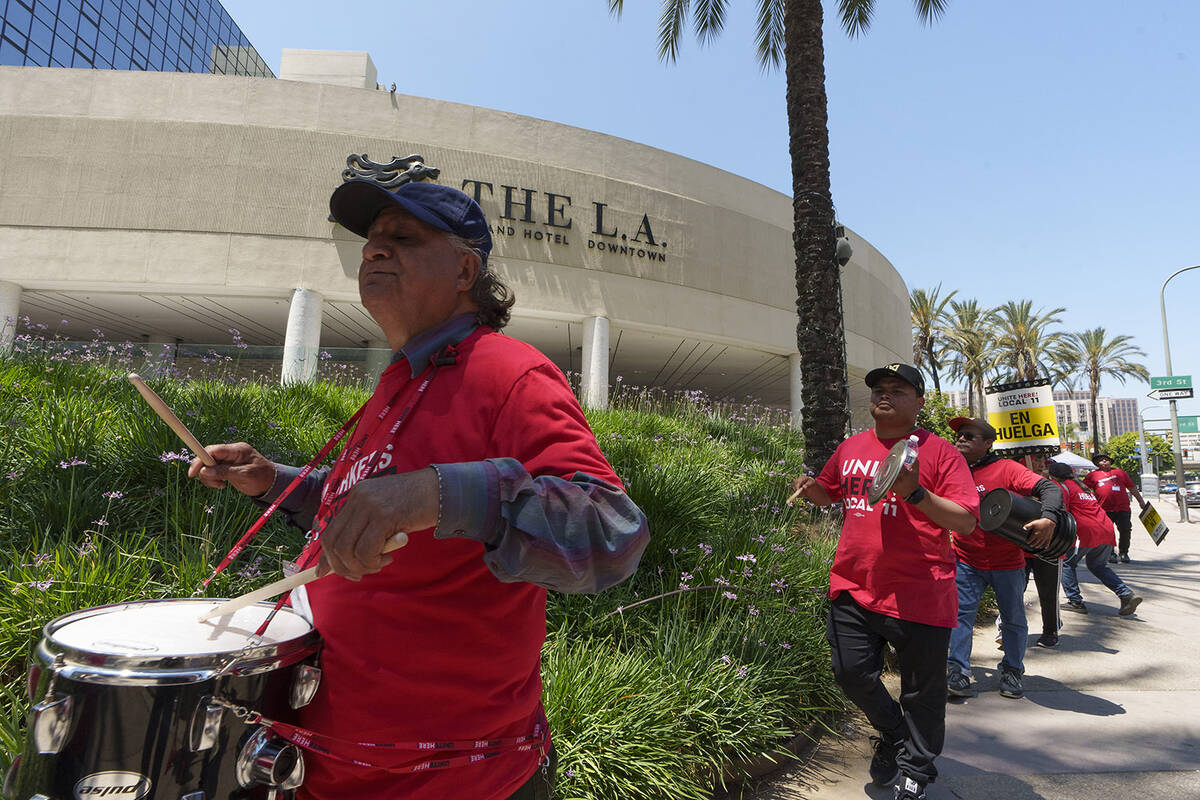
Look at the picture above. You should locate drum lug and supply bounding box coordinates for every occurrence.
[181,793,206,800]
[289,665,321,709]
[189,697,225,752]
[235,728,305,790]
[31,693,75,754]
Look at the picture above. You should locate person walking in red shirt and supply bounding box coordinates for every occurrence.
[945,418,1062,702]
[791,364,978,800]
[1083,452,1147,563]
[1050,460,1144,616]
[189,180,649,799]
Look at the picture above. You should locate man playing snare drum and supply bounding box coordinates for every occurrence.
[790,364,978,800]
[189,180,649,799]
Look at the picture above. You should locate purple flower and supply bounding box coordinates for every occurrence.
[565,768,576,779]
[102,491,124,500]
[748,605,760,616]
[698,543,712,556]
[31,580,53,591]
[5,471,18,479]
[721,655,732,665]
[780,642,792,650]
[735,553,756,563]
[722,591,738,600]
[736,666,748,678]
[21,553,51,568]
[59,458,88,468]
[758,639,767,647]
[203,505,215,514]
[91,518,109,527]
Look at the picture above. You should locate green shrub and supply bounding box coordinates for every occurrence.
[0,345,844,795]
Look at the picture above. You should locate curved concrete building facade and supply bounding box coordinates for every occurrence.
[0,60,910,426]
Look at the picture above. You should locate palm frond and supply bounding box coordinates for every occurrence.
[754,0,786,70]
[658,0,691,63]
[693,0,729,47]
[838,0,875,38]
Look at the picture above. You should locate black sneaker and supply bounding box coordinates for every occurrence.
[1119,594,1143,616]
[1064,599,1088,614]
[1036,632,1058,648]
[999,669,1024,699]
[894,775,928,800]
[947,670,973,698]
[1108,552,1119,563]
[868,735,902,787]
[1120,553,1131,564]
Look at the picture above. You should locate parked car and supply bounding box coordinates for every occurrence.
[1186,482,1200,507]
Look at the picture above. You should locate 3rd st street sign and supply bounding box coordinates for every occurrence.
[1149,375,1193,400]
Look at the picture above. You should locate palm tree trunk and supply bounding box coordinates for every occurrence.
[785,0,849,471]
[1090,374,1101,454]
[925,342,941,392]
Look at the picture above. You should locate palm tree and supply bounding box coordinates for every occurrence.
[939,298,993,415]
[991,300,1072,382]
[911,285,957,392]
[606,0,951,471]
[1071,328,1149,454]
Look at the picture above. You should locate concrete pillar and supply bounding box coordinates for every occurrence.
[581,315,610,409]
[364,338,391,385]
[0,281,21,356]
[281,288,323,385]
[790,353,804,431]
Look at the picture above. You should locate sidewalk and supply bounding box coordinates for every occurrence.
[731,497,1200,800]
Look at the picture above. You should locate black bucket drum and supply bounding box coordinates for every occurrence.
[5,598,322,800]
[979,489,1077,560]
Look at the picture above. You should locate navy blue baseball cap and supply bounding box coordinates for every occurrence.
[329,179,492,267]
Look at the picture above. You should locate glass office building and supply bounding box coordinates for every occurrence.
[0,0,272,76]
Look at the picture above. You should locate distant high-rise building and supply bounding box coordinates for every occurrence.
[1,0,271,76]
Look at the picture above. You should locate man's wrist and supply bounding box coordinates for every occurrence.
[904,486,928,504]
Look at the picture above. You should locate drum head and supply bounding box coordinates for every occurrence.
[867,439,911,506]
[50,599,311,658]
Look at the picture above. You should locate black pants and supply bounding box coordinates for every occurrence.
[1107,510,1133,556]
[826,593,951,784]
[505,749,556,800]
[1024,557,1061,637]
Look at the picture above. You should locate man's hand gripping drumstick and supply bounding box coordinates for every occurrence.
[788,471,833,507]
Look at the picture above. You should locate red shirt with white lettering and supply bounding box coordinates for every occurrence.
[816,428,978,628]
[1053,478,1115,548]
[296,327,622,800]
[1084,467,1135,512]
[953,457,1043,571]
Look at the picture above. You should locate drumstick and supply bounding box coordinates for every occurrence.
[127,373,217,467]
[198,533,409,622]
[785,487,804,506]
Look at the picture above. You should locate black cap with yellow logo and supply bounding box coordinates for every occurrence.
[864,363,926,396]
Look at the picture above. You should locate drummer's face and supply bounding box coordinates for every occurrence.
[954,424,992,461]
[869,377,923,427]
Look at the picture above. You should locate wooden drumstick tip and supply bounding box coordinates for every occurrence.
[785,487,804,506]
[197,532,410,623]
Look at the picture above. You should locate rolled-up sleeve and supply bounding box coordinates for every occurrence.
[432,457,648,594]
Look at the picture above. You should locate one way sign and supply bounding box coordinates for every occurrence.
[1148,388,1195,400]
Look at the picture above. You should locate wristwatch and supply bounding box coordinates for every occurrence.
[904,486,927,504]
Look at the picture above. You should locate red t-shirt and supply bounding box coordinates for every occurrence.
[1054,478,1115,548]
[296,328,622,800]
[953,458,1044,571]
[817,428,978,628]
[1084,467,1135,512]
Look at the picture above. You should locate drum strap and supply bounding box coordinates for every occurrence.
[220,699,548,775]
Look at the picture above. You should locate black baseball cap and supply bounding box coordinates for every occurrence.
[948,416,997,439]
[1093,452,1112,463]
[329,179,493,267]
[864,363,926,396]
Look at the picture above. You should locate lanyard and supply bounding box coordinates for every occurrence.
[198,360,438,594]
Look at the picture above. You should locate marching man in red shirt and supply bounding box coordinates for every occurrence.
[1049,460,1144,616]
[945,418,1062,702]
[791,364,978,800]
[1083,452,1147,563]
[190,179,649,799]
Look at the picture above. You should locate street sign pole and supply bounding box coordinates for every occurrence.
[1159,266,1196,522]
[1137,407,1152,476]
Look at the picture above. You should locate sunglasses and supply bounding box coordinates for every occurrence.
[955,431,980,441]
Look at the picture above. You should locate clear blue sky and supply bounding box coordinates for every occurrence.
[222,0,1200,423]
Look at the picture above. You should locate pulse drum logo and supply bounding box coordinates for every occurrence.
[74,771,152,799]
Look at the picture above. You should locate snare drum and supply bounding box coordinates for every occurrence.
[5,598,321,800]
